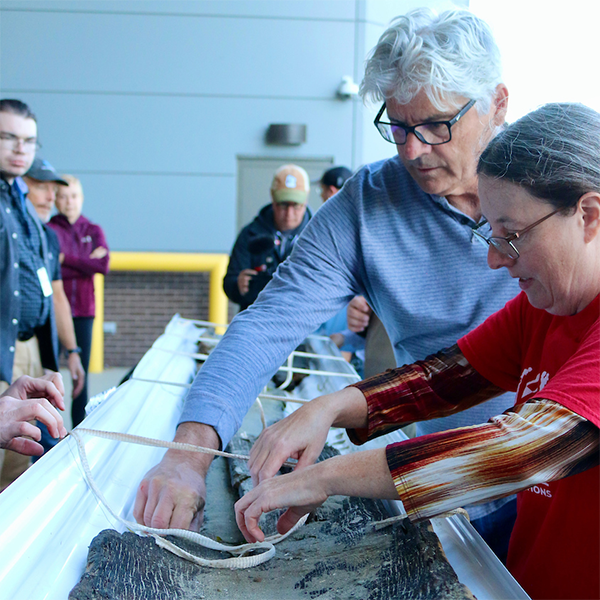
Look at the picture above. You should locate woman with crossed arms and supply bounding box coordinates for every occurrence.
[235,103,600,600]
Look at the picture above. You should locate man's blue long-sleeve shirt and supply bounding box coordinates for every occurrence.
[180,156,520,447]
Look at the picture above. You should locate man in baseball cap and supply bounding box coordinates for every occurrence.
[318,165,352,202]
[23,157,68,222]
[23,156,86,429]
[223,164,312,310]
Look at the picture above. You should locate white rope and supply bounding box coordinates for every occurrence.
[75,428,297,467]
[131,376,192,388]
[254,398,267,430]
[276,365,360,379]
[70,427,467,572]
[291,350,348,363]
[258,392,310,405]
[187,318,230,329]
[70,429,306,569]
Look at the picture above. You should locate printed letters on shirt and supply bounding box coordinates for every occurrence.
[517,367,550,400]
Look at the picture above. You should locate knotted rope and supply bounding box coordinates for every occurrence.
[70,428,305,570]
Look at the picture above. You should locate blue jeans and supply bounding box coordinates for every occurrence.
[470,498,517,565]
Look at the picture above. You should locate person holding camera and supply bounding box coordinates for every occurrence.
[223,164,312,311]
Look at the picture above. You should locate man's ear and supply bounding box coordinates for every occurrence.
[579,192,600,243]
[491,83,509,127]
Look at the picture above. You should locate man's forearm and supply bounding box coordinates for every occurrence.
[51,281,78,350]
[181,213,359,448]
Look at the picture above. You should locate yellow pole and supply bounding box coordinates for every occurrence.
[208,256,229,335]
[89,252,230,372]
[89,273,104,373]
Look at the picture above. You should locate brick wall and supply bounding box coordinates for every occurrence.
[103,271,211,368]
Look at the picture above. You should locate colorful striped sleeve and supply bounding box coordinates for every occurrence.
[347,344,504,445]
[386,400,599,521]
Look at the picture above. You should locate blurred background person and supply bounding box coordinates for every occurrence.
[313,165,365,373]
[317,165,352,202]
[49,175,109,427]
[223,164,312,311]
[23,157,85,411]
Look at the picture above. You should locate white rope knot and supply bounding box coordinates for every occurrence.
[70,429,306,570]
[70,425,466,571]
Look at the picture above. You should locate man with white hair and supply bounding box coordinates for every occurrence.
[135,8,520,562]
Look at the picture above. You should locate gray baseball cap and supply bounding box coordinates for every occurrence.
[25,156,68,186]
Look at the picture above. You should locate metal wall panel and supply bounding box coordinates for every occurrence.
[0,1,357,20]
[70,172,237,252]
[0,0,414,252]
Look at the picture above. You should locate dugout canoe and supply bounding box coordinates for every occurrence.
[0,315,529,600]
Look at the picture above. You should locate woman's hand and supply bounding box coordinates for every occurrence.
[248,387,369,485]
[235,462,329,542]
[89,246,108,259]
[248,400,331,485]
[236,447,398,543]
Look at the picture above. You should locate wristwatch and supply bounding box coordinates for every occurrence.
[65,347,82,357]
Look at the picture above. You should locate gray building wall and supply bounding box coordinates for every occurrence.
[0,0,462,253]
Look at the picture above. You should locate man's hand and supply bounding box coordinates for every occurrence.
[237,269,257,296]
[2,374,66,412]
[347,296,372,332]
[68,353,86,398]
[0,395,67,455]
[90,246,108,259]
[133,423,219,530]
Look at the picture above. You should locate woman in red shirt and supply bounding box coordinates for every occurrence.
[48,176,109,427]
[235,103,600,600]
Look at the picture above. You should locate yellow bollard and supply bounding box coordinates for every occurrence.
[88,252,230,373]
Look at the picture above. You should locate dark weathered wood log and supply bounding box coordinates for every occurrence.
[70,433,475,599]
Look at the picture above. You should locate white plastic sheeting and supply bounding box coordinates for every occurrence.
[0,315,199,600]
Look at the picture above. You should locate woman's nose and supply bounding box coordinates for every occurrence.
[487,245,516,270]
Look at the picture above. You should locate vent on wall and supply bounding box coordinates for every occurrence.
[265,124,307,145]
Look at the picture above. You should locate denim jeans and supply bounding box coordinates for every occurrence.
[471,497,518,565]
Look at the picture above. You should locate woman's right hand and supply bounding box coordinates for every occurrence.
[248,386,367,485]
[89,246,108,259]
